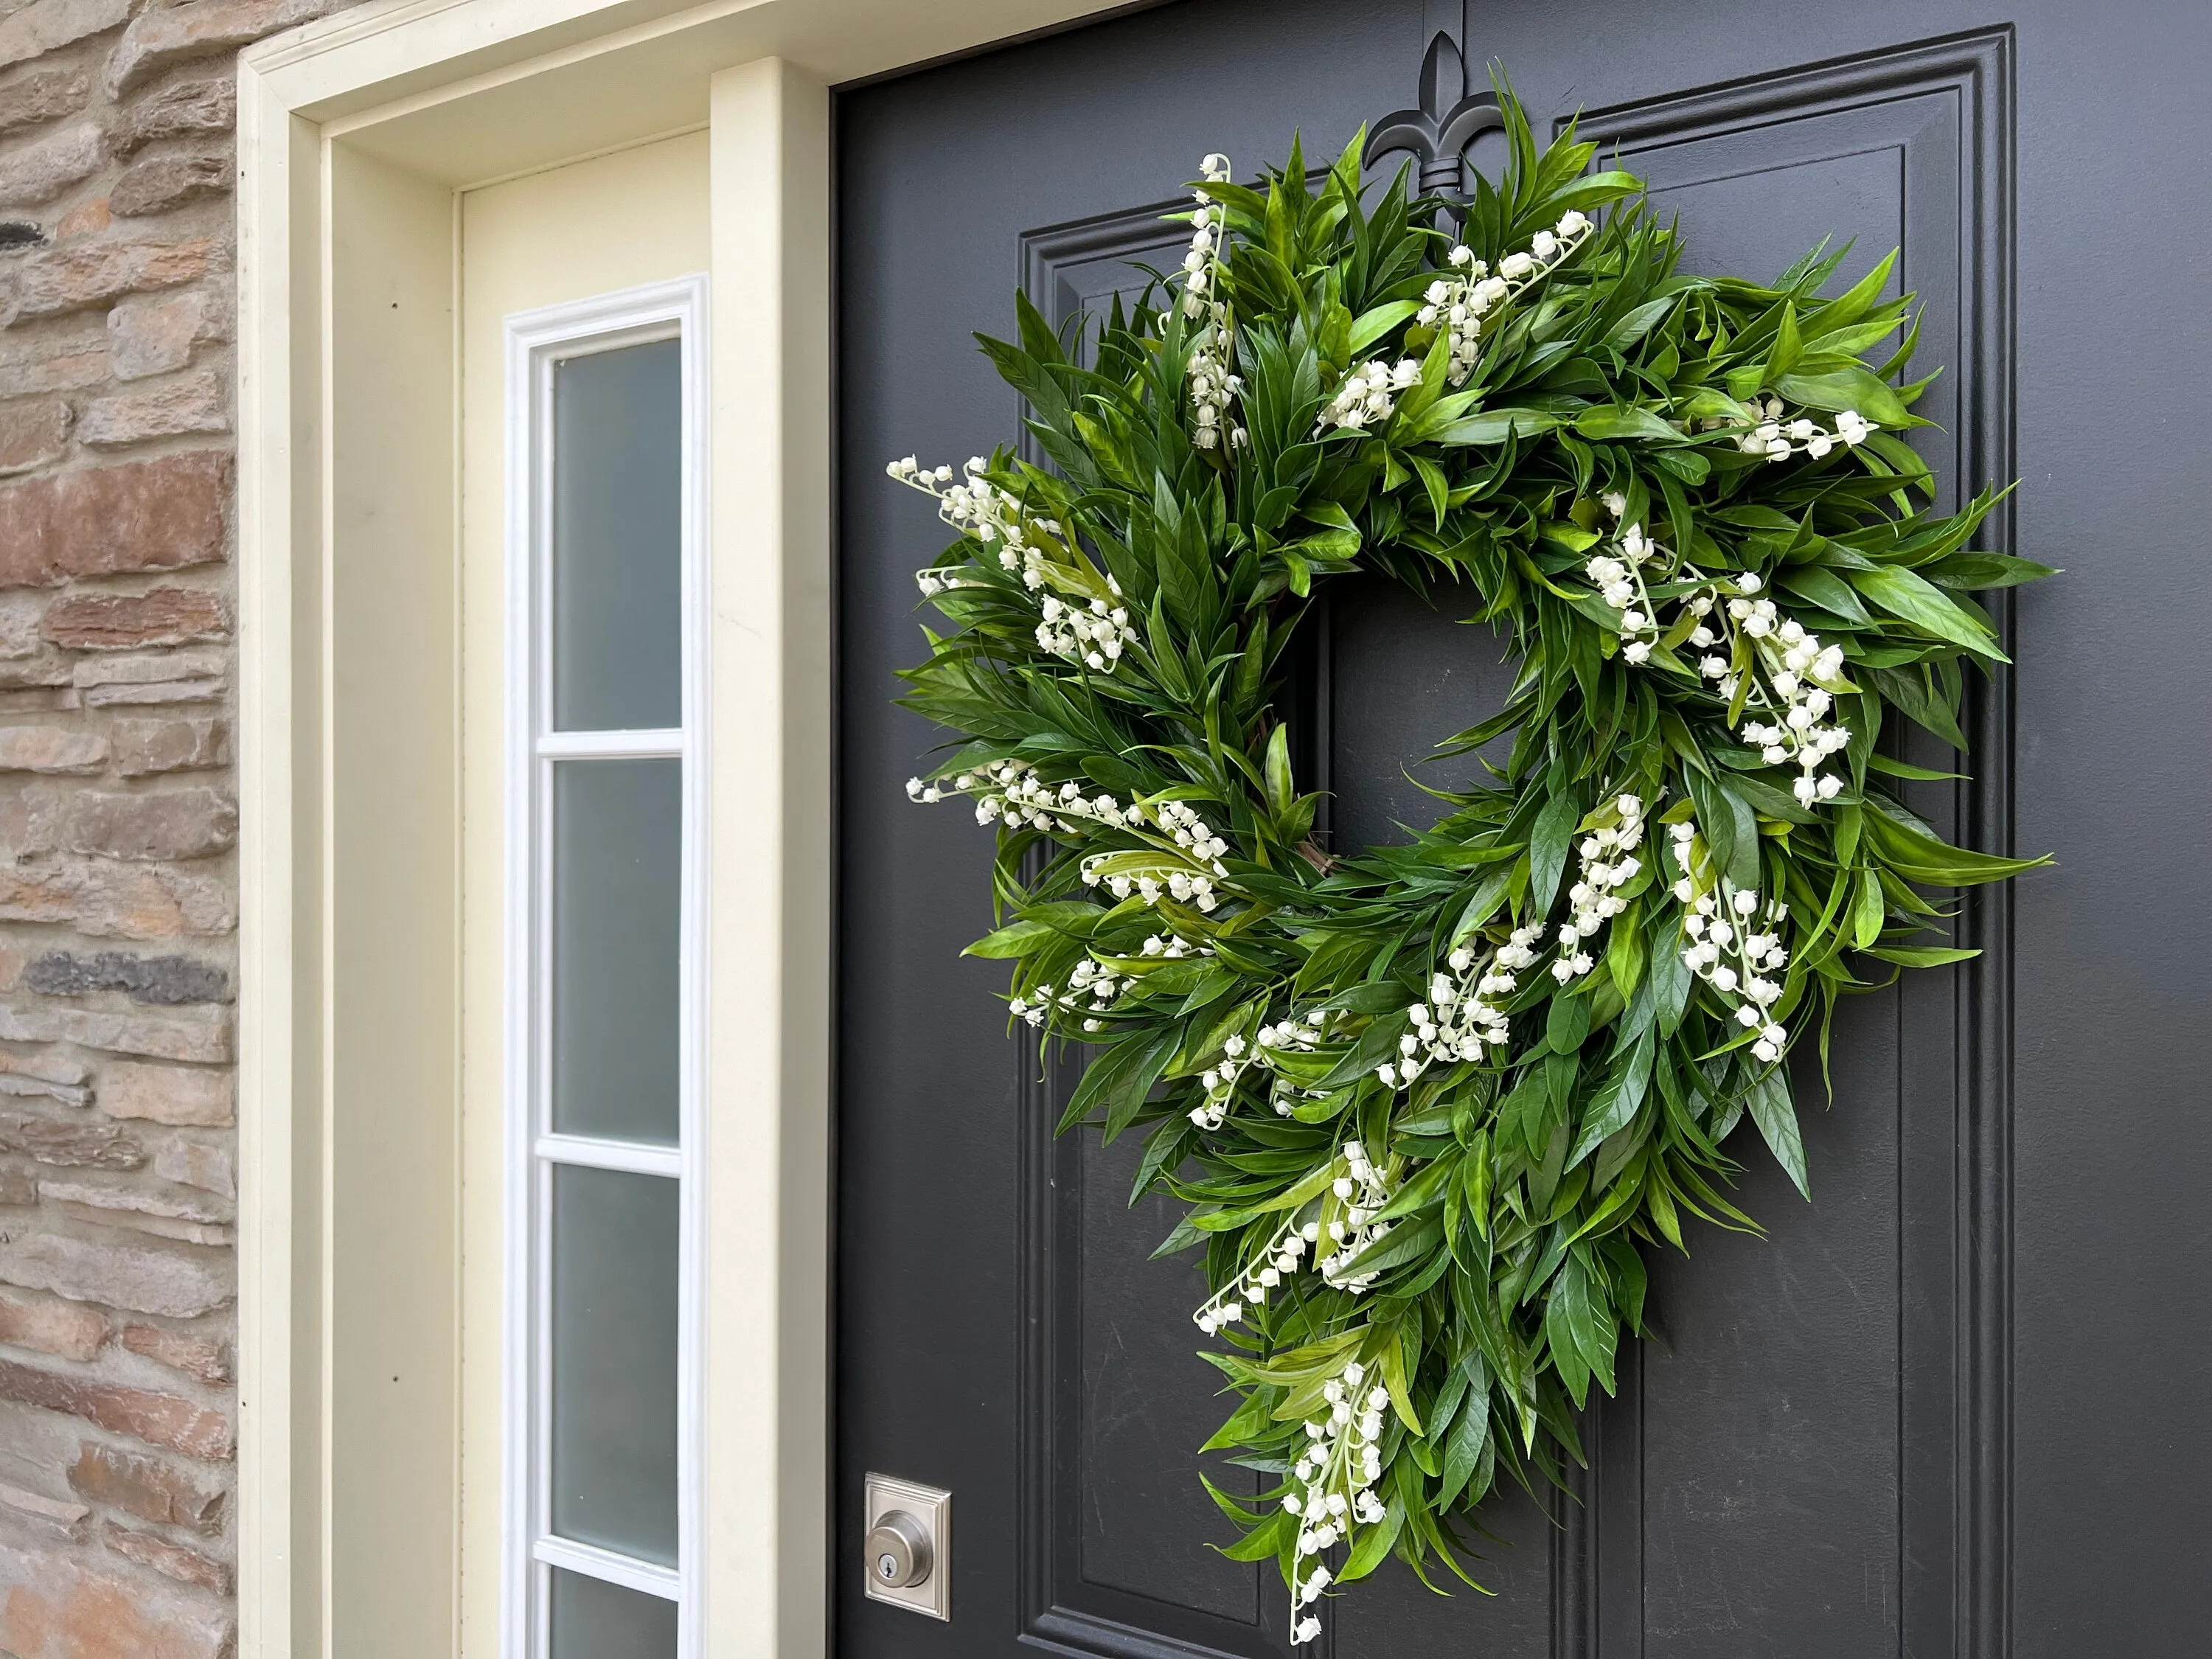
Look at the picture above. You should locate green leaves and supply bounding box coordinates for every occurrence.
[894,85,2052,1626]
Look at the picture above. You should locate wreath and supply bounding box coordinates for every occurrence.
[889,83,2048,1643]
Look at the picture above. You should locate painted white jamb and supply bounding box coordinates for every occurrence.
[501,274,711,1659]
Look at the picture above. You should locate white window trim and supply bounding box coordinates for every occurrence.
[501,274,712,1659]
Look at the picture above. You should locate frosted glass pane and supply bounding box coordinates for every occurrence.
[549,1568,676,1659]
[550,1165,679,1564]
[552,339,681,732]
[552,758,680,1144]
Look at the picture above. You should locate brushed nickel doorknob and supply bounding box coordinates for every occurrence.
[865,1508,933,1589]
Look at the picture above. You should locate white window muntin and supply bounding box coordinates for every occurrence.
[502,274,709,1659]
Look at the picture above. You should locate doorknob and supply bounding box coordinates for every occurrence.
[862,1472,951,1619]
[865,1509,932,1588]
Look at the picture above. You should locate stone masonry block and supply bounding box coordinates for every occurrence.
[77,369,228,447]
[110,147,230,218]
[0,394,68,476]
[0,120,102,209]
[0,451,229,588]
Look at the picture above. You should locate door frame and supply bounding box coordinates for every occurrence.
[233,2,1127,1656]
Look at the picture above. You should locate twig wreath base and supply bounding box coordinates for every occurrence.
[891,86,2048,1644]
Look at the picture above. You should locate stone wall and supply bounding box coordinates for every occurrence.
[0,0,349,1649]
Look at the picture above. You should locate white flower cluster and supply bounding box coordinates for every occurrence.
[1376,928,1537,1088]
[1669,820,1792,1062]
[1318,1140,1392,1293]
[1733,393,1879,461]
[1181,156,1249,452]
[1193,1211,1316,1332]
[1419,209,1593,387]
[1034,590,1135,670]
[886,454,1057,591]
[1317,355,1422,431]
[1192,1010,1338,1129]
[1008,955,1134,1034]
[1587,498,1854,807]
[908,761,1133,834]
[1081,798,1231,911]
[1284,1357,1392,1645]
[1553,793,1646,981]
[1584,505,1666,664]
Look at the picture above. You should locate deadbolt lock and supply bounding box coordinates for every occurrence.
[862,1473,951,1620]
[865,1509,931,1587]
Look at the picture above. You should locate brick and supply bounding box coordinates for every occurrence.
[43,587,228,650]
[0,1000,231,1062]
[0,1115,142,1166]
[0,724,103,772]
[27,950,227,1004]
[0,323,107,398]
[7,236,214,323]
[110,148,229,218]
[102,1517,230,1593]
[21,783,238,861]
[118,1323,226,1384]
[82,678,220,707]
[0,1234,229,1324]
[0,0,135,74]
[77,370,228,448]
[108,74,234,159]
[0,119,102,209]
[0,858,234,938]
[67,1441,223,1528]
[99,1062,228,1127]
[0,1048,91,1088]
[72,649,224,687]
[0,451,228,587]
[0,394,66,476]
[110,0,344,93]
[0,1074,90,1106]
[0,66,88,139]
[150,1138,227,1200]
[111,716,228,776]
[0,1545,236,1659]
[105,290,220,383]
[0,1287,105,1362]
[0,652,70,689]
[0,1357,231,1457]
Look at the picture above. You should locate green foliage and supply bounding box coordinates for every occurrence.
[891,83,2047,1623]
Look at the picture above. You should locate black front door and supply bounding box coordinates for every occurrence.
[836,4,2207,1654]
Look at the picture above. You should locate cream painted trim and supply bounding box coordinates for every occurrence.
[234,3,1127,1657]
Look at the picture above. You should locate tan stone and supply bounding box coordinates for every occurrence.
[0,120,102,209]
[0,725,105,772]
[0,0,134,74]
[20,783,238,862]
[0,1167,35,1205]
[0,1233,230,1324]
[0,1357,232,1456]
[109,74,234,158]
[0,451,229,588]
[100,1062,229,1127]
[82,678,221,706]
[0,320,107,398]
[72,650,225,687]
[109,0,345,92]
[0,1545,235,1659]
[43,586,229,650]
[102,1518,231,1593]
[51,193,108,240]
[0,1480,88,1540]
[0,66,88,139]
[7,236,215,322]
[0,999,232,1062]
[105,291,220,383]
[110,149,230,218]
[66,1441,225,1528]
[0,1114,142,1167]
[0,1048,90,1088]
[77,371,228,448]
[0,1286,105,1361]
[0,858,235,938]
[111,716,229,776]
[0,394,66,476]
[118,1323,228,1383]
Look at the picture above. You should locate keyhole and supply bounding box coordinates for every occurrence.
[878,1554,897,1580]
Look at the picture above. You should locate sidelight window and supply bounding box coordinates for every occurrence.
[504,277,707,1659]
